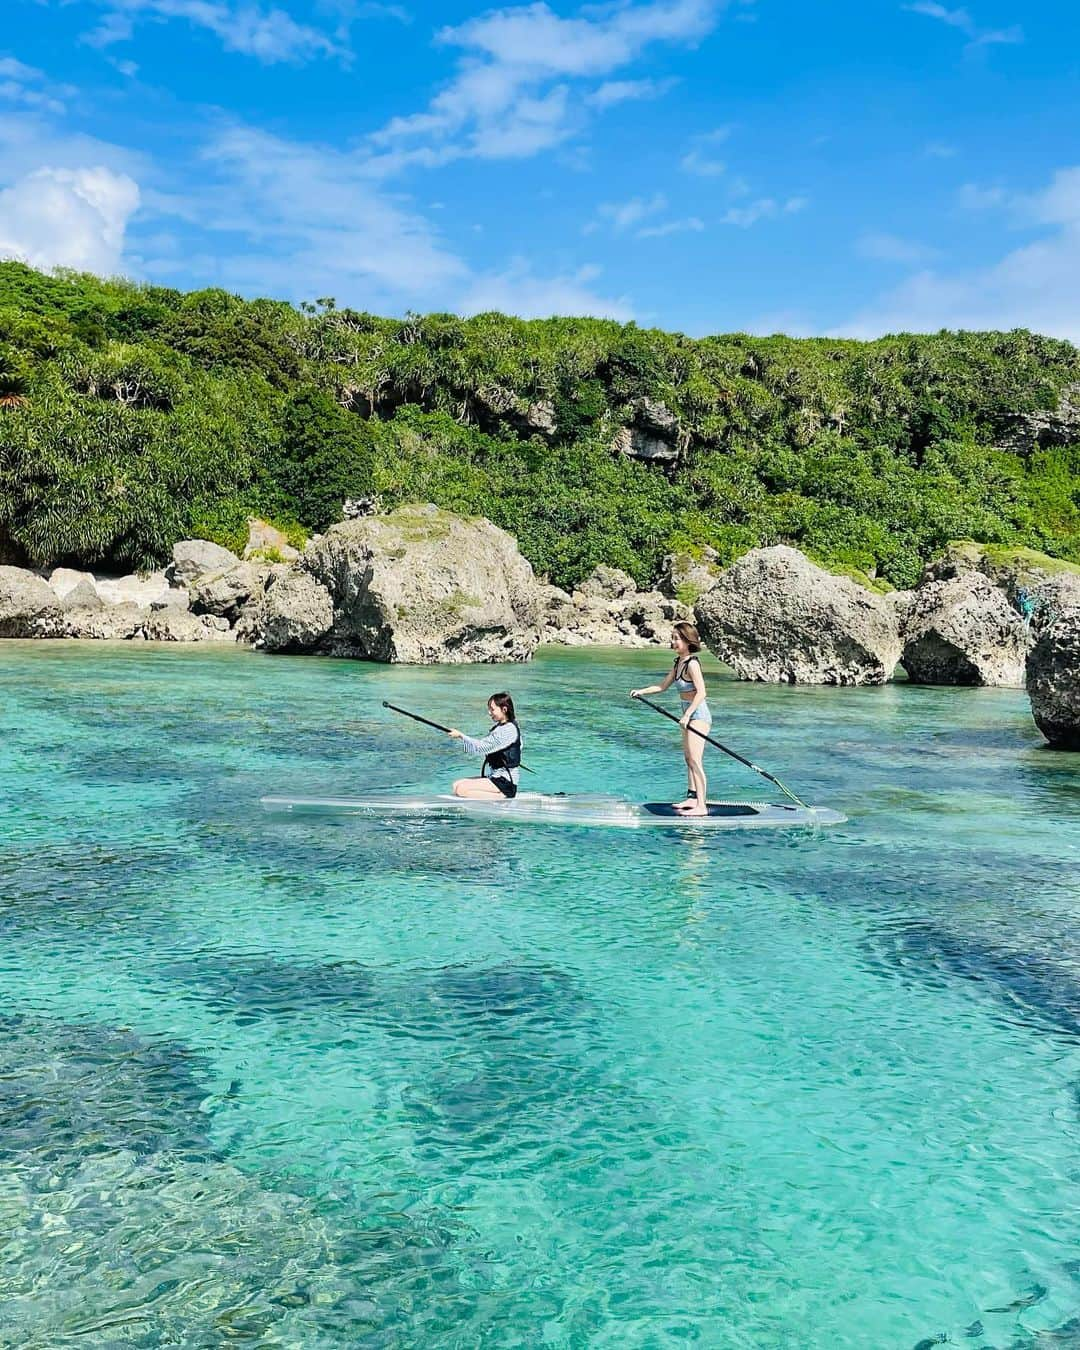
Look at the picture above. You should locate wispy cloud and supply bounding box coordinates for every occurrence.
[459,259,633,319]
[857,231,939,264]
[0,56,76,115]
[721,195,807,227]
[586,77,676,109]
[904,2,1023,49]
[637,216,703,238]
[78,0,346,64]
[372,0,726,165]
[842,166,1080,340]
[680,125,730,176]
[585,192,705,239]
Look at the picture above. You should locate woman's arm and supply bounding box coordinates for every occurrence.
[630,667,675,698]
[679,659,707,726]
[455,723,518,757]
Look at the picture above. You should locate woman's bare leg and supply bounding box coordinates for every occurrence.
[673,730,697,808]
[452,777,510,800]
[681,730,709,815]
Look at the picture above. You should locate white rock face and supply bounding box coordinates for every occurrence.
[899,573,1027,687]
[694,546,902,684]
[302,504,542,663]
[95,571,172,608]
[168,540,240,588]
[0,566,60,637]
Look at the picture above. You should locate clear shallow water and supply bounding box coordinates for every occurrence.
[2,641,1080,1347]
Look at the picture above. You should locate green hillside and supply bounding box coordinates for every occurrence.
[1,261,1078,591]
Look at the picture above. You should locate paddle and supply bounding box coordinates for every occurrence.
[382,701,535,772]
[631,693,808,808]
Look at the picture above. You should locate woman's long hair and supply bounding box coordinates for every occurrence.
[673,622,702,653]
[488,691,516,721]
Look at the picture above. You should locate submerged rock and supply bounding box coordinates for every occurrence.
[302,504,542,663]
[694,545,901,684]
[899,573,1027,686]
[0,566,59,637]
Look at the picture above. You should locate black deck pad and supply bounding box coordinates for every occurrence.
[641,802,762,818]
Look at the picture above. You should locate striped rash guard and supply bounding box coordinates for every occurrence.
[460,722,520,788]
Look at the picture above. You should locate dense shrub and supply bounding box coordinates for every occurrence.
[1,260,1078,589]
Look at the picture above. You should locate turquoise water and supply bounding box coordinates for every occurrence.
[2,641,1080,1347]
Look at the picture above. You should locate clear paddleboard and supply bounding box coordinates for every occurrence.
[260,792,846,831]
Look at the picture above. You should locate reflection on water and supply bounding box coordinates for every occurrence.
[0,642,1079,1347]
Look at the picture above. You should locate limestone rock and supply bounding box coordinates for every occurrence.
[189,560,270,623]
[612,397,686,465]
[95,571,172,608]
[60,580,104,611]
[168,539,239,587]
[44,603,146,640]
[0,566,60,637]
[576,566,637,601]
[143,611,235,643]
[994,383,1080,455]
[1027,590,1080,747]
[694,546,902,684]
[540,580,687,647]
[48,567,98,601]
[261,571,334,652]
[302,504,542,663]
[243,518,300,562]
[922,541,1080,609]
[658,549,721,602]
[900,573,1026,686]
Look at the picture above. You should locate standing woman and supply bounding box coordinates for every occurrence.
[447,692,521,800]
[630,622,711,815]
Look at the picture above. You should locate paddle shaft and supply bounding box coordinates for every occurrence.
[633,694,808,809]
[382,701,534,772]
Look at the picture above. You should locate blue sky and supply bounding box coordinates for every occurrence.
[3,0,1078,335]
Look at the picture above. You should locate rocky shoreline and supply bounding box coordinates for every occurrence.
[1,505,1078,748]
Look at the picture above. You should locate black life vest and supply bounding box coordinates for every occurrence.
[484,721,522,776]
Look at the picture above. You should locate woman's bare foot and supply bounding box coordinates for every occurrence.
[683,804,709,816]
[671,797,696,810]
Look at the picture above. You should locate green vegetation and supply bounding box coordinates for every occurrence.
[1,261,1079,589]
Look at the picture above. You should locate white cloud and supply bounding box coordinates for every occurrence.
[590,192,667,232]
[586,193,704,239]
[903,2,1022,49]
[0,165,140,272]
[841,166,1080,339]
[372,0,724,164]
[680,126,731,176]
[857,232,938,264]
[197,125,467,296]
[0,56,75,114]
[721,195,806,227]
[79,0,345,63]
[459,260,633,319]
[586,77,676,109]
[637,215,703,238]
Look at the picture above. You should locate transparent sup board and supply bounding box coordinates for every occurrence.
[260,793,846,831]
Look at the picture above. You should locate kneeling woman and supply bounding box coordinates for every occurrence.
[447,692,521,799]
